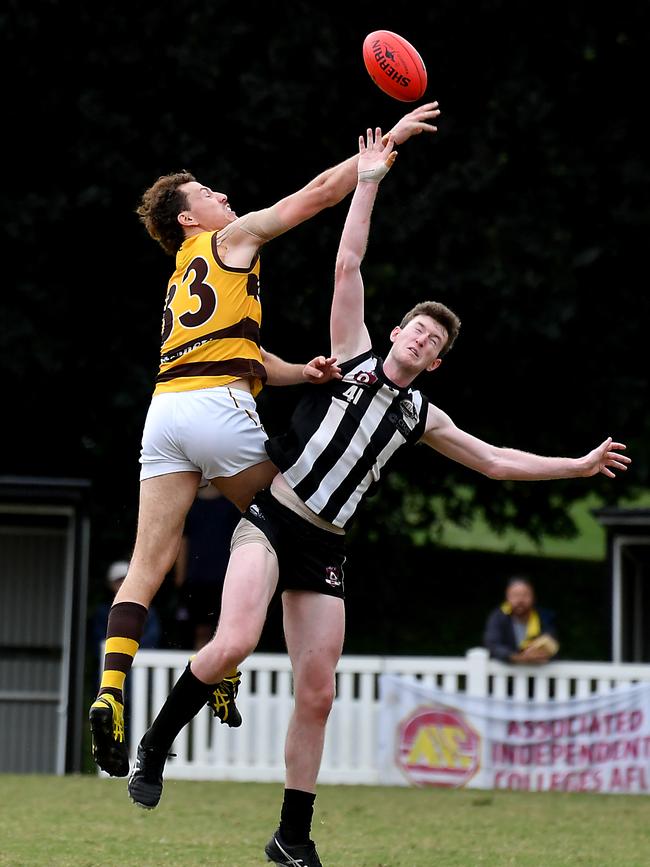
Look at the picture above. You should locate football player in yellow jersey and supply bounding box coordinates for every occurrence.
[89,102,442,777]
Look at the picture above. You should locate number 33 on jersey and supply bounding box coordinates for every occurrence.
[154,231,265,397]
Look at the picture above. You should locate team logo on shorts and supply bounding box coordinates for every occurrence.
[324,565,342,588]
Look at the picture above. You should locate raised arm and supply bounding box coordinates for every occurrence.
[272,102,437,231]
[330,129,397,362]
[421,404,631,480]
[223,102,440,262]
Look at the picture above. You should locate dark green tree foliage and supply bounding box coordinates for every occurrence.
[3,2,649,580]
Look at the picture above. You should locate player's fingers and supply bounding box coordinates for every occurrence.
[386,152,398,167]
[375,126,382,147]
[367,128,373,149]
[610,442,627,451]
[607,459,628,471]
[600,467,616,478]
[359,135,365,153]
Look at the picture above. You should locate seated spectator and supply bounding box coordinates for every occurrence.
[483,577,559,664]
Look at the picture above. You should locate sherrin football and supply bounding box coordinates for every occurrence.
[362,30,427,102]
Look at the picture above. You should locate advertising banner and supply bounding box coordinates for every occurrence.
[378,676,650,794]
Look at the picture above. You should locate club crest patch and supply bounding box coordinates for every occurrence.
[400,399,417,420]
[325,565,342,588]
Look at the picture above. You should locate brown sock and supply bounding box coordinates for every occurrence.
[96,601,148,704]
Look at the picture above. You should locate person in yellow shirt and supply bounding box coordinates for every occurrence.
[89,102,441,777]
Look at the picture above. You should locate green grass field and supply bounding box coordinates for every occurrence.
[1,776,649,866]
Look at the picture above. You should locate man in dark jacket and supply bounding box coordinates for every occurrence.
[483,577,559,664]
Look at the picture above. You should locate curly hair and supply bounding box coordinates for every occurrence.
[136,171,196,256]
[399,301,461,356]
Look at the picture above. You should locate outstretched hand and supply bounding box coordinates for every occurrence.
[303,356,342,385]
[581,437,631,478]
[387,101,440,145]
[358,127,397,183]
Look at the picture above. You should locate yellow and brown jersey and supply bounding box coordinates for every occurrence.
[154,230,265,396]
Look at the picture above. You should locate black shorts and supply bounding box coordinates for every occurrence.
[242,489,346,600]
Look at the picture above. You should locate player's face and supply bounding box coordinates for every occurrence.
[390,315,447,373]
[178,181,237,230]
[506,583,534,617]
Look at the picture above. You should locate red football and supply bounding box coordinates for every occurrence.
[362,30,427,102]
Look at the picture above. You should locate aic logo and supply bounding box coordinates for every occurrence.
[397,705,480,788]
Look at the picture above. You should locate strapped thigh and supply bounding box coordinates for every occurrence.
[230,517,277,559]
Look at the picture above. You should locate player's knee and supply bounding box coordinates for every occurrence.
[295,676,336,723]
[203,634,255,672]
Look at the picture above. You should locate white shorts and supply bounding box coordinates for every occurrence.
[139,386,269,482]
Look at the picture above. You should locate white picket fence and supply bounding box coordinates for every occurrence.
[128,648,650,785]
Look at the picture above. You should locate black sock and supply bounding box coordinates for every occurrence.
[142,663,213,754]
[279,789,316,845]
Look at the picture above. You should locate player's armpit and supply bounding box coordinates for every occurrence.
[419,403,453,440]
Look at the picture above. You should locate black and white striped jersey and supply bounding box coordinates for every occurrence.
[265,350,429,528]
